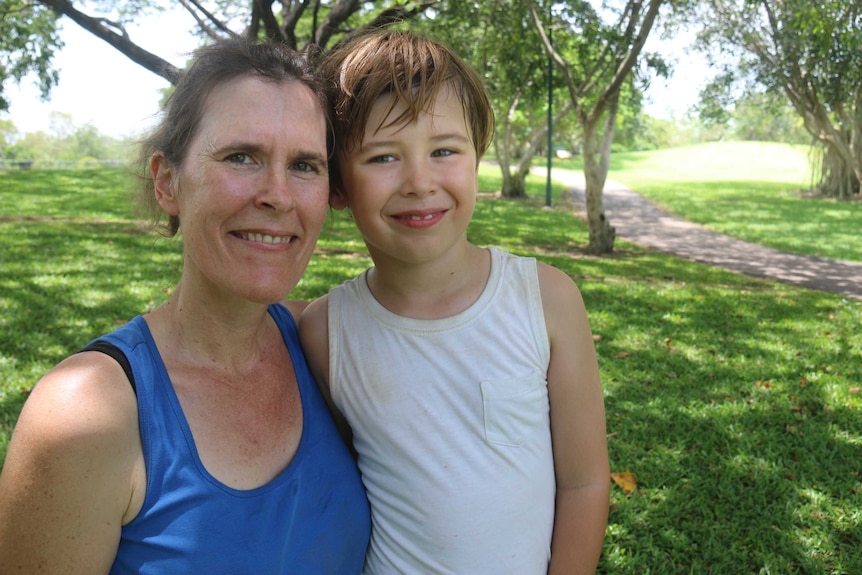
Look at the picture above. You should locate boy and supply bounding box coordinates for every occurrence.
[302,30,609,574]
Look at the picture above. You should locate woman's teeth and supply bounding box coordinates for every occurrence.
[240,233,291,244]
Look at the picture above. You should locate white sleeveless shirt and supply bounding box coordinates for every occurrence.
[328,247,555,574]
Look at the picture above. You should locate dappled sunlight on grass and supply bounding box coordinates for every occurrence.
[2,167,860,573]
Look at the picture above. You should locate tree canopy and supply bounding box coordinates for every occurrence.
[698,0,862,198]
[0,0,62,110]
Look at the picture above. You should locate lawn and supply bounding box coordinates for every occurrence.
[545,141,862,262]
[1,164,860,574]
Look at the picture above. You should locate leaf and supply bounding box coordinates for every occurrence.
[611,471,638,494]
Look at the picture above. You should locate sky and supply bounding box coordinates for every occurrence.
[4,8,200,139]
[3,12,710,139]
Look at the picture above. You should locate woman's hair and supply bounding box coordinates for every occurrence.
[320,29,494,172]
[135,37,328,236]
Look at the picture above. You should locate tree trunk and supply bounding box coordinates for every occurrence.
[501,171,527,198]
[581,118,615,254]
[818,144,861,198]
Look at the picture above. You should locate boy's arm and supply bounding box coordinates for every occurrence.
[538,263,610,575]
[299,296,353,448]
[0,354,143,575]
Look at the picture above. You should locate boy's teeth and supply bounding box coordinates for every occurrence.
[409,214,434,221]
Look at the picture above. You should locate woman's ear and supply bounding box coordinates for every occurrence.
[329,182,349,211]
[151,152,180,216]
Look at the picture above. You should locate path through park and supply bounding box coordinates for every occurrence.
[546,169,862,300]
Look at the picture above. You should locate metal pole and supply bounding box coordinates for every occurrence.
[545,6,553,207]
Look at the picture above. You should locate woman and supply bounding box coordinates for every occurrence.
[0,38,370,574]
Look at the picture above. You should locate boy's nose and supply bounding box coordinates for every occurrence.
[400,160,435,197]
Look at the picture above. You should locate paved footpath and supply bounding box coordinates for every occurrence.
[543,168,862,300]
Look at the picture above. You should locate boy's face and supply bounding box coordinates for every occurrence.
[334,87,479,267]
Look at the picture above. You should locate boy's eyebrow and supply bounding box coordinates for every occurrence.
[359,132,472,151]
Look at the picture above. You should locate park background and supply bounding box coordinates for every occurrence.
[1,1,861,573]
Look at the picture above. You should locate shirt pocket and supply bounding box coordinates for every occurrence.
[480,371,548,447]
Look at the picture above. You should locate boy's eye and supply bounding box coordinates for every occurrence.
[432,148,455,158]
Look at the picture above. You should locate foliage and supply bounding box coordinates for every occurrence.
[31,0,437,85]
[2,113,133,162]
[0,0,61,111]
[727,91,811,144]
[2,166,860,573]
[413,1,592,199]
[528,0,677,254]
[698,0,862,198]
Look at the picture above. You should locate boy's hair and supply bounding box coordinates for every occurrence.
[321,29,494,163]
[135,37,328,236]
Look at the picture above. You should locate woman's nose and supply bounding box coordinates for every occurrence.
[257,167,297,211]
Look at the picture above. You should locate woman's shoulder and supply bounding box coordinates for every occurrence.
[21,351,140,448]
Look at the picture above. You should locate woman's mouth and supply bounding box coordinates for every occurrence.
[236,232,294,244]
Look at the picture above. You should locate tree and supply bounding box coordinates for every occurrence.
[528,0,671,254]
[0,1,440,110]
[0,118,16,154]
[34,0,438,84]
[699,0,862,198]
[417,0,575,198]
[0,0,62,111]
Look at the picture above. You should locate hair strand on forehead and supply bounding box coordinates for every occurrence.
[134,37,330,237]
[322,29,494,160]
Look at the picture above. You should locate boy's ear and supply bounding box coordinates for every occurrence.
[151,152,180,216]
[329,182,349,211]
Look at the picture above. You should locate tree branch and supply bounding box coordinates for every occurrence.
[37,0,182,84]
[178,0,235,40]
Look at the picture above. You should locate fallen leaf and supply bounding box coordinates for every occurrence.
[611,471,638,494]
[615,351,630,359]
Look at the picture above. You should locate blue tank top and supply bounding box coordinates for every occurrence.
[89,304,369,574]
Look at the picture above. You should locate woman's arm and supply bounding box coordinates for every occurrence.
[0,353,144,575]
[538,263,610,575]
[299,296,353,447]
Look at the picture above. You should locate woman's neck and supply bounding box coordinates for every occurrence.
[146,280,274,374]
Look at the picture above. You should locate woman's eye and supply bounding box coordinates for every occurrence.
[369,154,396,164]
[291,161,320,174]
[225,152,254,165]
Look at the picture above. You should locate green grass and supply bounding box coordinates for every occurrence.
[2,167,861,574]
[545,141,862,262]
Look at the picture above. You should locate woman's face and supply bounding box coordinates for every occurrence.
[154,76,330,305]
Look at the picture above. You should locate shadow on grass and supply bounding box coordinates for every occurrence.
[2,172,860,572]
[0,219,182,460]
[585,281,862,573]
[1,168,137,221]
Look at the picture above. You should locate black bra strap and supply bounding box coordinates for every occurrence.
[79,341,137,396]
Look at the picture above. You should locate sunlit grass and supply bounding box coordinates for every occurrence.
[1,167,860,574]
[541,141,862,261]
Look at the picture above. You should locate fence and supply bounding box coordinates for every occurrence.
[0,159,126,170]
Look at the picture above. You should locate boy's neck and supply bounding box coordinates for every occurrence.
[365,243,491,320]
